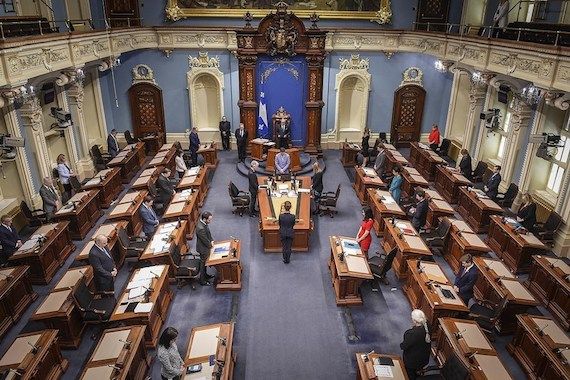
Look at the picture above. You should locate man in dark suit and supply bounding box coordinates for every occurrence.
[235,123,248,162]
[311,162,323,214]
[189,127,201,166]
[219,116,231,151]
[88,235,117,292]
[453,254,478,304]
[277,118,290,149]
[248,161,259,217]
[107,129,119,158]
[156,168,175,207]
[39,176,60,221]
[139,195,160,237]
[401,309,431,380]
[458,149,472,180]
[279,201,296,264]
[485,165,502,199]
[196,211,214,286]
[409,189,429,231]
[0,215,21,265]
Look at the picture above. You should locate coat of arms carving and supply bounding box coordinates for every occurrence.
[265,2,298,57]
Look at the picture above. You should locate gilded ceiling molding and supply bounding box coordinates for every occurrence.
[371,0,392,25]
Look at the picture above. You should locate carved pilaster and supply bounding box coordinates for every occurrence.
[463,82,488,151]
[502,97,533,193]
[55,87,80,175]
[305,54,325,156]
[67,81,94,177]
[19,96,52,180]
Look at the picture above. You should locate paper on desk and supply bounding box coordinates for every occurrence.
[213,241,231,253]
[363,167,377,177]
[395,222,408,230]
[346,255,368,274]
[188,167,200,175]
[340,238,360,256]
[297,188,310,193]
[127,278,152,290]
[84,177,101,186]
[19,237,40,252]
[381,195,395,204]
[278,184,289,191]
[129,286,146,299]
[374,365,394,378]
[188,327,221,359]
[132,266,163,282]
[134,302,153,313]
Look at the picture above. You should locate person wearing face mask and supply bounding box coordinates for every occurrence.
[219,116,231,151]
[453,254,478,304]
[400,309,431,380]
[196,211,215,286]
[356,207,373,258]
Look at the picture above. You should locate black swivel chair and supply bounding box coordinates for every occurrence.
[471,161,488,184]
[417,352,470,380]
[148,183,165,215]
[318,184,341,217]
[117,227,147,266]
[170,245,201,289]
[468,297,510,341]
[20,201,47,227]
[228,181,250,216]
[368,247,397,285]
[534,211,563,247]
[379,132,387,142]
[496,183,518,208]
[424,218,452,256]
[90,145,111,170]
[71,278,117,339]
[124,130,138,145]
[436,138,451,158]
[70,176,82,193]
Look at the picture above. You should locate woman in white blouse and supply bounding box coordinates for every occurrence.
[174,149,187,179]
[56,153,74,201]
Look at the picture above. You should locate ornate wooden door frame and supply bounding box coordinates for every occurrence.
[128,82,166,144]
[235,4,327,156]
[390,84,426,148]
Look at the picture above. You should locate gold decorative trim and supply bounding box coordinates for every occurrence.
[371,0,392,24]
[400,67,423,87]
[132,64,156,84]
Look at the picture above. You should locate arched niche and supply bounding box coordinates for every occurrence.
[187,52,224,136]
[333,55,371,142]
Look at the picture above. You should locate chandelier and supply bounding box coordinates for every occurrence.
[521,84,542,105]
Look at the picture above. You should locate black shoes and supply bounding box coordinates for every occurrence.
[200,281,212,286]
[206,274,214,280]
[283,259,290,264]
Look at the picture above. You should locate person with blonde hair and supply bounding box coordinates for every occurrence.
[516,193,536,232]
[400,309,431,380]
[56,153,74,202]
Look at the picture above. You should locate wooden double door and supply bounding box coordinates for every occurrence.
[415,0,451,31]
[128,83,166,150]
[390,84,426,148]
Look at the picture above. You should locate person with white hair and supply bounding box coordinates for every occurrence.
[88,235,117,292]
[400,309,431,380]
[248,160,259,217]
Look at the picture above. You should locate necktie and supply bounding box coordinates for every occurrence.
[101,247,112,260]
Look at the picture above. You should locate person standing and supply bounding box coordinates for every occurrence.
[174,150,187,179]
[484,165,502,199]
[361,128,370,167]
[189,127,201,166]
[389,165,403,204]
[453,254,478,304]
[279,201,296,264]
[311,162,323,214]
[219,116,231,151]
[158,327,185,380]
[277,118,290,149]
[428,124,440,150]
[374,145,387,177]
[400,309,431,380]
[275,147,290,177]
[0,215,22,265]
[493,0,510,37]
[39,176,60,221]
[517,193,537,232]
[56,153,74,202]
[196,211,215,286]
[248,161,259,217]
[409,189,429,231]
[356,207,373,258]
[107,129,119,158]
[458,149,472,180]
[140,196,160,237]
[88,235,117,292]
[235,123,248,162]
[156,168,175,207]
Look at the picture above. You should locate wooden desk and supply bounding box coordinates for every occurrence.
[249,138,274,161]
[141,134,163,156]
[266,148,301,173]
[409,142,445,181]
[367,189,406,237]
[53,265,94,292]
[355,353,408,380]
[526,255,570,330]
[401,166,429,198]
[353,167,385,204]
[384,148,409,174]
[403,260,468,334]
[197,142,219,168]
[76,221,129,268]
[426,196,455,229]
[206,239,242,291]
[81,167,123,209]
[434,165,472,204]
[162,190,199,239]
[9,222,75,284]
[486,215,550,274]
[78,325,150,380]
[435,318,513,380]
[473,257,539,334]
[257,177,312,252]
[341,142,360,167]
[148,144,176,172]
[0,330,68,379]
[131,167,160,191]
[107,142,145,183]
[184,322,235,380]
[328,236,373,306]
[159,143,175,152]
[177,167,209,207]
[107,190,147,237]
[443,218,490,273]
[110,265,173,348]
[507,315,570,380]
[54,190,102,240]
[456,187,503,234]
[382,219,432,280]
[0,267,37,340]
[139,222,188,280]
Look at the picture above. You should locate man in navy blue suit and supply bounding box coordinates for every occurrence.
[139,195,160,237]
[0,215,21,265]
[88,235,117,292]
[453,254,478,304]
[409,188,429,231]
[484,165,502,200]
[279,201,296,264]
[189,127,201,166]
[107,129,119,158]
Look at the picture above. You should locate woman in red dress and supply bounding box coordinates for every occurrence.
[356,207,374,258]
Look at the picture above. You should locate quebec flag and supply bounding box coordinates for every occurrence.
[258,91,270,139]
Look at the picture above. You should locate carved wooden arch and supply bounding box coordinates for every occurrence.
[235,3,327,156]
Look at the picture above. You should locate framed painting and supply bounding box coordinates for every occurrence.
[166,0,392,20]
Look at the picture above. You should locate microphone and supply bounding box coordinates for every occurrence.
[230,235,238,242]
[150,270,160,278]
[216,336,227,346]
[417,260,423,273]
[118,338,131,348]
[108,364,122,370]
[454,328,467,339]
[554,347,570,355]
[27,341,39,354]
[536,323,549,336]
[466,350,478,362]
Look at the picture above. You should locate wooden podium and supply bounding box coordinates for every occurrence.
[185,322,236,380]
[54,189,102,240]
[249,138,275,161]
[340,142,360,167]
[0,266,37,341]
[442,217,490,273]
[456,187,503,234]
[139,221,189,280]
[265,148,301,173]
[367,189,406,237]
[107,190,148,237]
[353,167,385,204]
[355,353,409,380]
[81,167,123,209]
[198,142,219,168]
[177,167,209,207]
[206,239,242,291]
[162,190,200,239]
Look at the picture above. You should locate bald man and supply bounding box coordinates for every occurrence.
[88,235,117,292]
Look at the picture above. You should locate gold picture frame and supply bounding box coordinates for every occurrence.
[166,0,392,21]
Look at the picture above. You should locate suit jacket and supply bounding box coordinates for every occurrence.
[389,175,403,204]
[275,153,290,174]
[400,325,431,372]
[235,129,248,147]
[0,224,20,257]
[486,173,501,198]
[139,203,159,236]
[219,121,231,135]
[459,154,472,180]
[411,199,429,230]
[374,149,386,175]
[196,220,213,256]
[156,175,175,204]
[248,171,258,195]
[454,265,478,302]
[40,185,59,214]
[277,123,290,139]
[189,132,201,152]
[88,244,115,292]
[279,212,296,239]
[517,202,537,231]
[107,134,119,157]
[312,171,323,194]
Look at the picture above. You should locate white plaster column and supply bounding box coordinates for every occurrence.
[502,97,533,187]
[19,96,52,181]
[444,70,461,139]
[473,87,493,161]
[67,80,95,177]
[55,87,80,175]
[463,82,488,152]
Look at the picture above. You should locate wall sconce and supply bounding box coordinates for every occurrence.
[521,84,542,106]
[434,60,453,73]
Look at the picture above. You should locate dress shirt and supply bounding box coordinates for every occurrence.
[57,163,72,184]
[275,152,290,174]
[175,155,187,172]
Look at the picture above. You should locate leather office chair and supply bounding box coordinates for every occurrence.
[171,245,201,289]
[148,182,165,214]
[468,297,509,341]
[424,218,452,256]
[117,227,147,266]
[20,201,47,227]
[90,145,110,170]
[318,184,341,217]
[471,161,487,184]
[496,183,518,208]
[417,353,470,380]
[124,130,138,145]
[436,138,451,157]
[379,132,387,142]
[71,278,117,339]
[70,176,82,193]
[228,181,250,217]
[368,247,397,286]
[534,211,563,247]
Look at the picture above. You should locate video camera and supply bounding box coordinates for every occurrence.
[50,107,72,128]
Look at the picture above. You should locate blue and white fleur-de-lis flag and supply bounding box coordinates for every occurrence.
[258,91,269,139]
